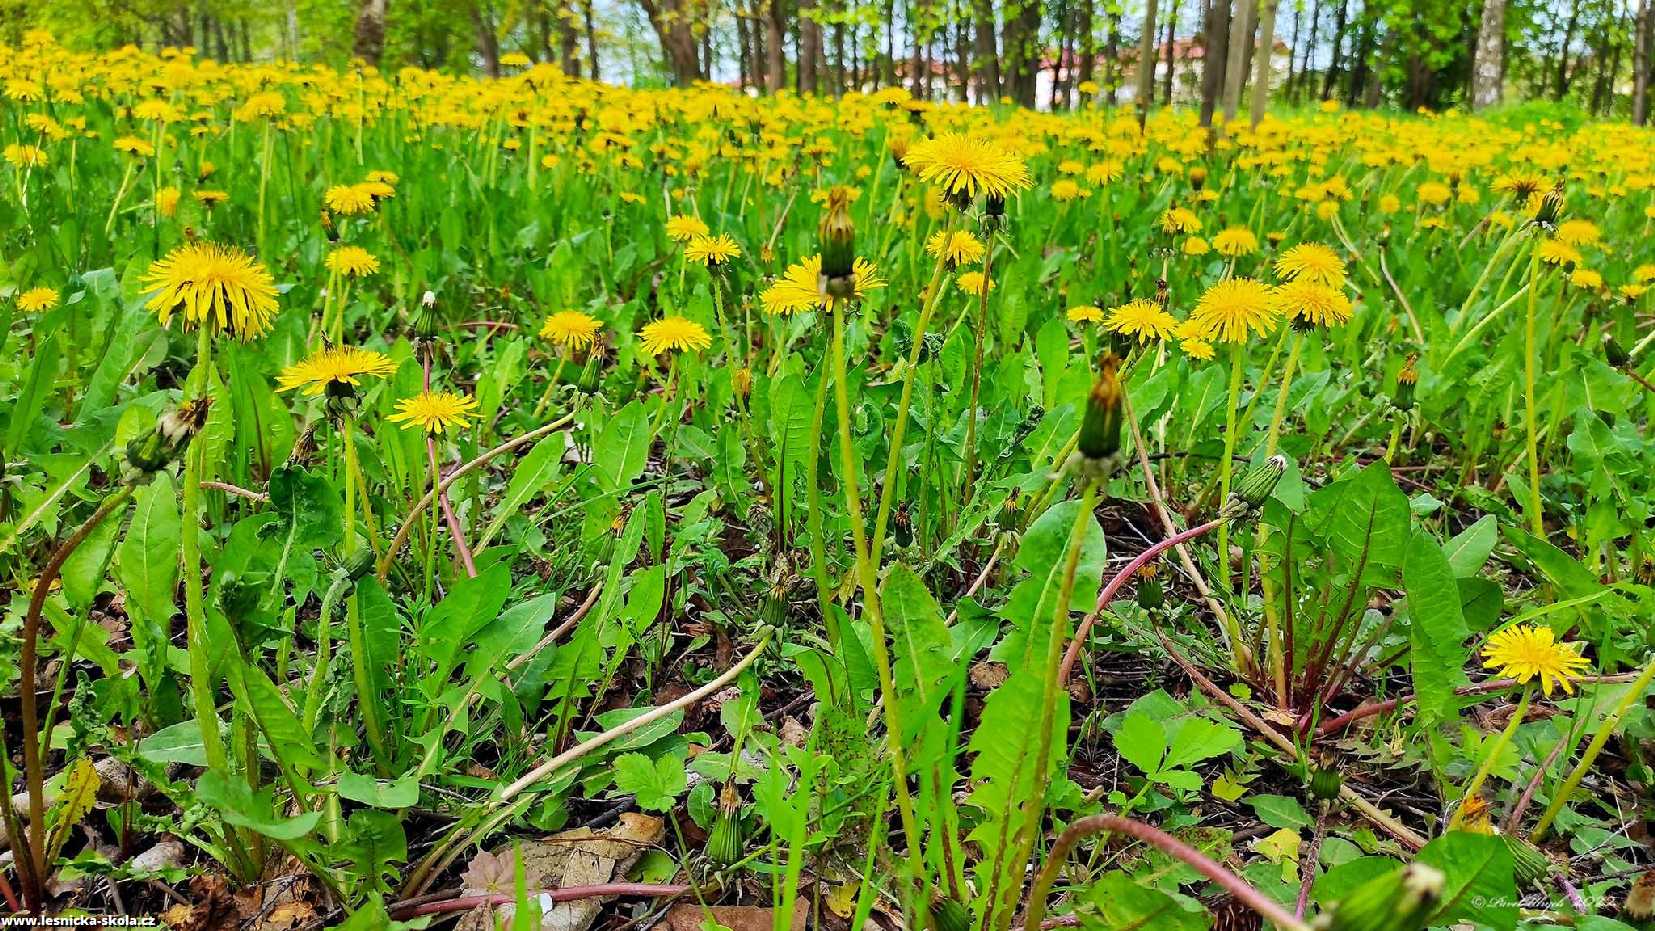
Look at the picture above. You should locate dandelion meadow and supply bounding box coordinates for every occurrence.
[3,22,1655,931]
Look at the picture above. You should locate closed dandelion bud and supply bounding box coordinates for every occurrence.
[342,548,376,583]
[1135,566,1164,611]
[984,194,1007,230]
[1310,765,1342,802]
[1394,356,1418,411]
[1504,837,1551,889]
[705,783,744,866]
[124,397,211,479]
[818,186,857,286]
[1078,353,1124,462]
[1603,332,1630,368]
[1221,455,1286,520]
[412,295,441,341]
[1530,183,1564,230]
[1313,863,1444,931]
[928,895,973,931]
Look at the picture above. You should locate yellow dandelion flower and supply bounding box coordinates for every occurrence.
[1189,277,1281,343]
[684,233,742,267]
[925,230,986,267]
[665,215,710,242]
[540,310,604,351]
[1213,228,1259,257]
[1180,336,1215,361]
[194,190,229,207]
[325,245,380,277]
[1416,181,1452,206]
[1633,263,1655,284]
[1569,268,1603,291]
[1182,236,1211,256]
[325,184,376,216]
[1536,238,1582,267]
[1481,624,1591,696]
[1273,280,1353,328]
[276,346,395,396]
[1066,305,1104,324]
[141,242,280,341]
[3,144,47,168]
[388,390,480,435]
[1554,219,1600,247]
[16,287,60,312]
[1051,179,1089,202]
[1105,299,1179,343]
[1379,194,1401,214]
[156,186,181,217]
[1160,206,1202,234]
[760,256,886,315]
[956,271,994,296]
[114,136,156,157]
[639,316,712,356]
[901,133,1032,201]
[1274,243,1346,288]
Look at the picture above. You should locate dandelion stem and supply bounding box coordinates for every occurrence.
[1459,683,1531,807]
[1522,240,1545,536]
[183,325,228,774]
[1215,341,1246,599]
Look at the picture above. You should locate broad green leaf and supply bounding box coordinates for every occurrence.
[478,434,565,548]
[117,472,181,633]
[882,563,953,727]
[1250,794,1313,831]
[1416,832,1517,931]
[5,331,60,455]
[419,563,512,672]
[231,659,323,772]
[268,464,343,549]
[1403,530,1471,729]
[1112,706,1166,777]
[196,769,321,841]
[1162,717,1242,770]
[612,752,687,812]
[61,503,124,610]
[1077,872,1208,931]
[1444,514,1497,578]
[337,771,421,809]
[594,400,650,491]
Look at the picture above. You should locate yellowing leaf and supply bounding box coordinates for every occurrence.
[46,757,101,861]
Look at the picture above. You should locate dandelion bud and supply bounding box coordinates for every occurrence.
[928,896,972,931]
[124,397,210,480]
[341,548,376,582]
[1394,356,1418,411]
[705,782,744,866]
[1505,837,1552,889]
[1220,454,1286,520]
[984,193,1007,230]
[1313,863,1443,931]
[1077,352,1124,463]
[1603,331,1630,368]
[818,186,858,299]
[412,294,441,340]
[1309,764,1342,802]
[1529,182,1564,231]
[1134,565,1164,611]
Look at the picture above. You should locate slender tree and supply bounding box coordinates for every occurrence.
[1635,0,1652,124]
[352,0,387,64]
[1135,0,1160,121]
[1471,0,1506,107]
[1200,0,1231,128]
[1248,0,1277,124]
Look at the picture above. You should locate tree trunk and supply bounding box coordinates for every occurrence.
[1135,0,1159,121]
[1283,0,1298,95]
[1002,0,1042,106]
[1344,14,1372,105]
[473,3,501,76]
[559,3,582,76]
[1320,0,1346,99]
[1100,9,1117,104]
[1053,0,1073,108]
[767,0,787,90]
[957,5,973,100]
[584,0,601,78]
[639,0,701,84]
[1299,0,1320,100]
[1223,0,1255,121]
[1200,0,1231,128]
[1248,0,1277,125]
[353,0,388,65]
[1162,1,1177,105]
[800,0,823,92]
[1635,0,1652,124]
[1555,3,1579,99]
[1470,0,1505,108]
[973,0,1000,101]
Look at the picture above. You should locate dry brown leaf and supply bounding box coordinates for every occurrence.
[664,899,810,931]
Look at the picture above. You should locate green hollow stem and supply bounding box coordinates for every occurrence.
[1215,342,1246,598]
[829,309,926,895]
[1522,241,1544,536]
[805,369,836,644]
[1530,656,1655,841]
[960,234,996,511]
[340,417,390,770]
[1263,329,1303,458]
[1460,683,1532,806]
[870,247,951,567]
[184,325,229,774]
